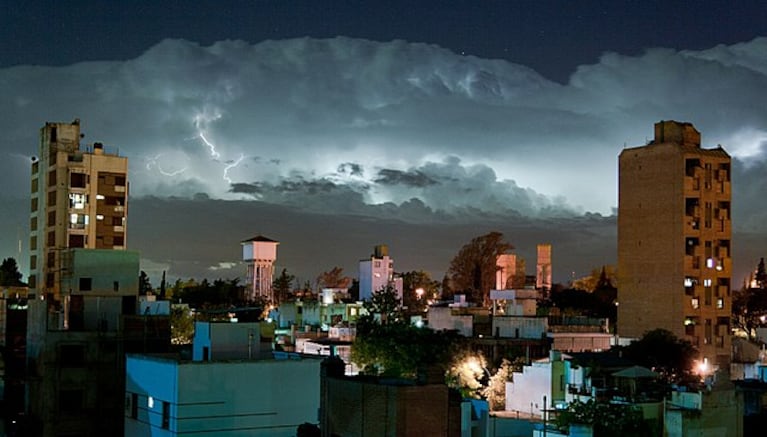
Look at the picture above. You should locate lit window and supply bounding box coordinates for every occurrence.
[96,214,104,220]
[691,298,699,309]
[68,193,86,209]
[148,396,154,409]
[706,258,714,268]
[684,278,694,287]
[704,279,712,287]
[717,298,724,309]
[96,194,105,200]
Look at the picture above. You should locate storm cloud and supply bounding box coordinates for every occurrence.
[1,36,766,282]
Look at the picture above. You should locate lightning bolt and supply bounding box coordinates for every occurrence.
[223,154,245,184]
[146,154,187,176]
[198,132,221,159]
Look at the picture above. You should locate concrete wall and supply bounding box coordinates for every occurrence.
[429,306,473,337]
[62,248,140,296]
[492,316,547,339]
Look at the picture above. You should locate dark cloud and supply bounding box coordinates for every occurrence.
[374,168,437,187]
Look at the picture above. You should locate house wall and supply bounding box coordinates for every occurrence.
[125,355,322,437]
[429,306,473,337]
[492,316,547,339]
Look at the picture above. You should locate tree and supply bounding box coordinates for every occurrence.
[272,268,295,304]
[571,265,617,292]
[353,286,460,378]
[756,258,767,289]
[359,285,403,327]
[401,270,439,315]
[481,358,523,410]
[0,257,24,286]
[316,267,351,290]
[447,232,513,307]
[732,285,767,340]
[170,305,195,344]
[138,270,152,295]
[446,351,488,399]
[556,399,648,436]
[623,329,697,384]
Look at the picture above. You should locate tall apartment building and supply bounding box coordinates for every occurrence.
[618,120,732,369]
[29,119,128,301]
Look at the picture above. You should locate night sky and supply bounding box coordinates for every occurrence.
[1,1,766,286]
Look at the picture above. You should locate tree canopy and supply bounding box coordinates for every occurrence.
[352,286,460,378]
[0,257,24,287]
[447,231,513,307]
[623,329,697,384]
[401,270,440,315]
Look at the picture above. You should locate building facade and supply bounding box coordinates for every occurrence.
[29,119,128,300]
[359,244,402,301]
[618,121,732,368]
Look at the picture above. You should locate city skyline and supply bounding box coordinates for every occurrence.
[1,2,766,285]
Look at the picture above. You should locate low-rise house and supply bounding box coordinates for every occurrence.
[125,320,322,436]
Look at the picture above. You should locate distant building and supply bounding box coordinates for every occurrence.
[618,121,732,368]
[29,119,128,301]
[496,253,525,290]
[358,244,403,301]
[241,235,279,302]
[536,244,552,292]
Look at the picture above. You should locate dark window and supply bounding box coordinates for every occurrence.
[60,344,85,367]
[47,251,55,268]
[47,190,57,206]
[162,401,170,429]
[31,197,38,212]
[48,211,56,227]
[115,175,126,186]
[46,273,54,288]
[130,393,138,419]
[69,234,85,248]
[113,235,124,246]
[50,126,57,142]
[47,231,55,246]
[79,277,92,291]
[113,281,119,292]
[59,389,84,414]
[30,255,37,269]
[70,172,86,188]
[31,216,37,231]
[112,216,123,226]
[30,236,37,250]
[31,177,38,192]
[28,274,36,288]
[48,169,57,187]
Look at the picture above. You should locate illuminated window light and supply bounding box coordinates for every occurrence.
[706,258,714,268]
[148,396,154,409]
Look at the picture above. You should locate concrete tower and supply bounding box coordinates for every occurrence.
[536,244,552,292]
[241,235,279,302]
[618,121,731,369]
[29,119,129,301]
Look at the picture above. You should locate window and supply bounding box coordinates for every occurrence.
[48,211,56,227]
[28,274,36,289]
[96,194,105,200]
[31,197,38,212]
[70,172,86,188]
[703,278,712,287]
[717,298,724,309]
[96,214,104,221]
[48,169,57,187]
[69,213,88,229]
[112,216,123,226]
[46,273,54,288]
[113,235,124,246]
[113,281,119,292]
[30,235,37,250]
[704,319,713,344]
[31,177,38,192]
[162,401,170,429]
[69,234,85,248]
[69,193,87,209]
[115,175,126,186]
[30,255,37,269]
[30,216,37,231]
[691,298,699,309]
[47,190,57,206]
[79,277,92,291]
[130,393,138,419]
[47,230,55,246]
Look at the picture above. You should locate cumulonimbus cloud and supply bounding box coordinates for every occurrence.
[1,36,766,224]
